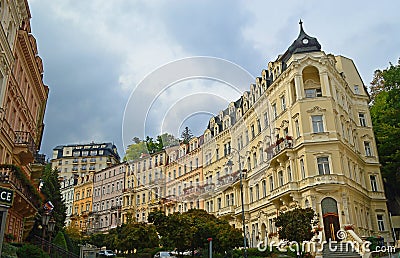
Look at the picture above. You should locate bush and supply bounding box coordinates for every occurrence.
[16,243,49,258]
[53,231,68,251]
[1,243,18,258]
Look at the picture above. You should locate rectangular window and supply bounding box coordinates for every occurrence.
[264,112,269,127]
[377,215,385,231]
[359,113,367,127]
[287,165,292,182]
[251,124,255,139]
[281,95,286,111]
[312,115,324,133]
[300,159,306,179]
[249,188,253,203]
[317,157,330,175]
[364,142,372,156]
[278,171,284,187]
[272,104,277,119]
[370,175,378,192]
[262,180,267,198]
[217,198,222,209]
[255,184,260,200]
[269,176,274,191]
[295,119,300,138]
[305,88,322,98]
[257,119,262,133]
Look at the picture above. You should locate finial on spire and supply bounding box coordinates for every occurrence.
[299,19,305,34]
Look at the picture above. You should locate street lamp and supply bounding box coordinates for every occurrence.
[47,218,56,253]
[41,212,51,250]
[225,148,248,258]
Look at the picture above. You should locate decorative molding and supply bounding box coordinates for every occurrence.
[280,120,289,128]
[307,106,326,113]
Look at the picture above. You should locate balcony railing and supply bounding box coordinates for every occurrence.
[14,131,36,154]
[34,153,46,164]
[216,172,240,188]
[0,164,41,209]
[265,138,294,160]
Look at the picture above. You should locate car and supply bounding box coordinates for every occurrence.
[97,250,116,257]
[154,251,176,258]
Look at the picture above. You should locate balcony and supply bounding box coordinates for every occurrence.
[162,195,177,206]
[182,185,202,199]
[0,164,41,213]
[14,131,36,165]
[269,182,298,201]
[215,172,240,190]
[217,205,235,216]
[265,138,294,162]
[33,153,46,165]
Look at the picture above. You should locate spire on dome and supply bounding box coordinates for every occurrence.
[279,20,322,66]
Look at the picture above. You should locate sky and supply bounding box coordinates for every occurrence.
[28,0,400,159]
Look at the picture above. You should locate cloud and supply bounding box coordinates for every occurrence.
[29,0,400,159]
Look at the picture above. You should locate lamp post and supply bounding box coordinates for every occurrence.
[225,148,248,258]
[41,212,51,250]
[47,217,56,254]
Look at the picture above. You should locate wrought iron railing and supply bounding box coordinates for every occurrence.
[14,131,36,154]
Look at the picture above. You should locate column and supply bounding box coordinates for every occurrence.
[319,72,331,97]
[294,75,303,100]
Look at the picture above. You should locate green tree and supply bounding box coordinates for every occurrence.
[149,209,243,256]
[40,164,67,235]
[181,127,194,144]
[275,208,318,244]
[370,59,400,211]
[124,139,148,161]
[53,231,68,251]
[27,164,66,242]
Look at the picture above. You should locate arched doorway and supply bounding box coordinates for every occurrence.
[321,197,340,241]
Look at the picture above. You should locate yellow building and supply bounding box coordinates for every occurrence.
[196,22,389,247]
[70,173,93,234]
[163,136,204,215]
[122,151,166,223]
[0,1,49,242]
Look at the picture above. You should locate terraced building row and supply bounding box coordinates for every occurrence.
[55,24,391,246]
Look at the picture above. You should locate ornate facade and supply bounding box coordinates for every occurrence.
[0,0,48,242]
[160,23,390,246]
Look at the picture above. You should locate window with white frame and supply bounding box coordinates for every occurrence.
[264,112,269,127]
[364,141,372,156]
[377,215,385,231]
[370,175,378,192]
[300,159,306,179]
[269,175,274,191]
[295,119,300,138]
[278,171,284,186]
[359,113,367,127]
[281,95,286,111]
[317,156,330,175]
[312,115,324,133]
[272,103,277,119]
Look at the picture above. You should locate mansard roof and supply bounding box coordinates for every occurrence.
[280,20,321,65]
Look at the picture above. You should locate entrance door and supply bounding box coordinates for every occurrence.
[323,212,340,241]
[321,197,340,241]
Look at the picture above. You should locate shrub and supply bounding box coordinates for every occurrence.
[1,242,18,258]
[53,231,68,251]
[16,243,49,258]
